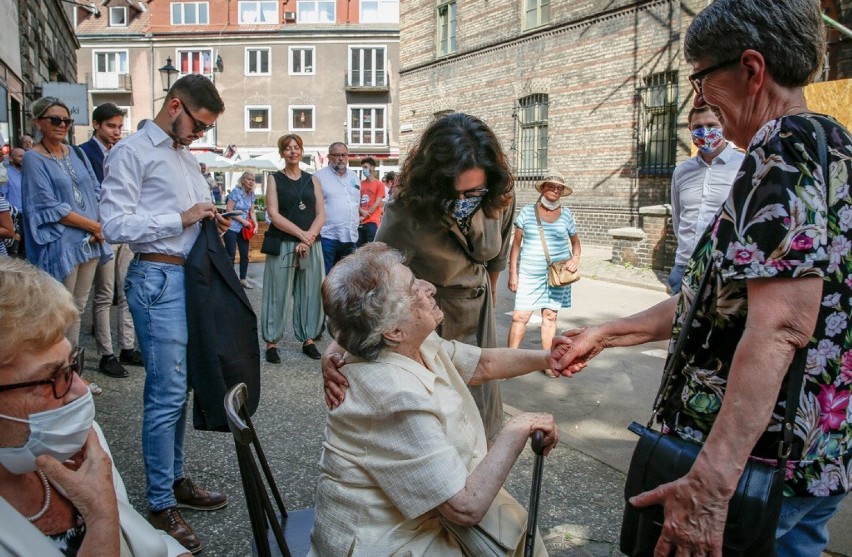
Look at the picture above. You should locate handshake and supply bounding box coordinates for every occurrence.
[546,327,604,378]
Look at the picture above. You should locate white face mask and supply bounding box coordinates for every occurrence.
[0,389,95,474]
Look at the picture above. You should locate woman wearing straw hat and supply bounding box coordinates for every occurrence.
[507,172,581,376]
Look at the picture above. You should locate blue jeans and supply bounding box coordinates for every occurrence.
[358,222,378,246]
[775,494,847,557]
[223,229,250,280]
[667,263,686,294]
[320,237,356,275]
[125,260,188,511]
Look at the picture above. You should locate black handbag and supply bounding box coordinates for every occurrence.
[260,226,282,256]
[619,259,808,556]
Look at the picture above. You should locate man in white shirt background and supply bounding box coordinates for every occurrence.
[668,106,745,293]
[99,74,229,554]
[314,142,360,274]
[79,103,143,378]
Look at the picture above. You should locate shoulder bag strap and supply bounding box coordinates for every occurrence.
[534,202,553,266]
[648,258,713,425]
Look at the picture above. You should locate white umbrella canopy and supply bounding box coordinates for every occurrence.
[195,152,234,169]
[228,157,280,172]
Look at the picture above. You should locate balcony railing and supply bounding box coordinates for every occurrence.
[344,71,390,92]
[87,73,132,92]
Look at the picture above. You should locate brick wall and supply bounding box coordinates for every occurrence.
[400,0,705,263]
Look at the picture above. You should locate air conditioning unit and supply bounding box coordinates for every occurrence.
[283,11,296,22]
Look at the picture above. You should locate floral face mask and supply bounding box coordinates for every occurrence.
[691,126,725,153]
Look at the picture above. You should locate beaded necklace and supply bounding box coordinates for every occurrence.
[45,145,86,211]
[26,470,52,522]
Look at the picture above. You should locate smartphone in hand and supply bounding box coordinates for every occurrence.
[219,210,242,218]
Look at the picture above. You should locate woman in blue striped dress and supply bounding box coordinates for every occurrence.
[507,172,581,376]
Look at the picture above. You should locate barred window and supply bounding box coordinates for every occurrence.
[639,71,678,174]
[516,94,549,180]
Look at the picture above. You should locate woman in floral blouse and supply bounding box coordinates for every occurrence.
[550,1,851,555]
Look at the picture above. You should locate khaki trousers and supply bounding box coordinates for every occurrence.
[93,243,136,355]
[62,258,99,347]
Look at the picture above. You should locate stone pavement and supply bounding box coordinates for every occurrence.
[76,245,848,557]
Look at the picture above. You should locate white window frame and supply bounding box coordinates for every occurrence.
[171,2,210,25]
[289,105,315,132]
[437,0,457,56]
[245,47,271,76]
[92,49,129,89]
[176,48,215,78]
[245,105,272,132]
[297,0,335,23]
[109,6,128,26]
[360,0,399,23]
[523,0,550,30]
[348,104,387,146]
[115,105,132,136]
[348,45,386,87]
[238,1,279,24]
[288,46,315,75]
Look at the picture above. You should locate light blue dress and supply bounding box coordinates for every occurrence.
[22,148,112,281]
[514,203,577,311]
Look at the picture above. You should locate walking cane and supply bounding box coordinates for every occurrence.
[524,430,548,557]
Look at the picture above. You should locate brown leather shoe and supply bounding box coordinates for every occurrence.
[148,507,202,554]
[174,477,228,511]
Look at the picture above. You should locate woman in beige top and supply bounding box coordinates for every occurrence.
[310,243,557,556]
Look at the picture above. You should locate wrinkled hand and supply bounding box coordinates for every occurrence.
[322,351,348,409]
[508,272,518,293]
[180,202,218,228]
[296,242,309,258]
[506,413,558,456]
[549,327,605,377]
[630,471,731,557]
[35,429,118,524]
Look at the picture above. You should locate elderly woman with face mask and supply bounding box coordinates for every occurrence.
[309,243,556,556]
[0,258,188,557]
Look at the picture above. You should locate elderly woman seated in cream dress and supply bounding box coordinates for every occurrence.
[309,242,557,556]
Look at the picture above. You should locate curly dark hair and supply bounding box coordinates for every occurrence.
[395,113,513,222]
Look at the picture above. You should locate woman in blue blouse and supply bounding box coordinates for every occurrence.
[507,172,581,376]
[22,96,112,347]
[223,171,257,288]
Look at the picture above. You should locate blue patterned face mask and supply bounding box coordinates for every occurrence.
[691,126,725,153]
[446,195,484,220]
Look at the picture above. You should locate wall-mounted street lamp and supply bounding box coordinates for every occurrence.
[158,57,179,92]
[60,0,100,17]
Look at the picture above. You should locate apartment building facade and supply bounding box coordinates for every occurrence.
[399,0,852,246]
[74,0,400,168]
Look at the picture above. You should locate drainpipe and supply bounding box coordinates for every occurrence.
[148,34,155,118]
[823,13,852,40]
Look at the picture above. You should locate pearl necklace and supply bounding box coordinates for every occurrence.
[27,470,52,522]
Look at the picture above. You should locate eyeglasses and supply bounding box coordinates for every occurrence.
[179,100,216,134]
[39,116,75,128]
[688,57,740,98]
[0,348,84,400]
[457,186,489,199]
[543,183,565,192]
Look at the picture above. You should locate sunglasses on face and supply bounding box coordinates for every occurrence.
[39,116,75,128]
[179,100,215,134]
[0,347,84,400]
